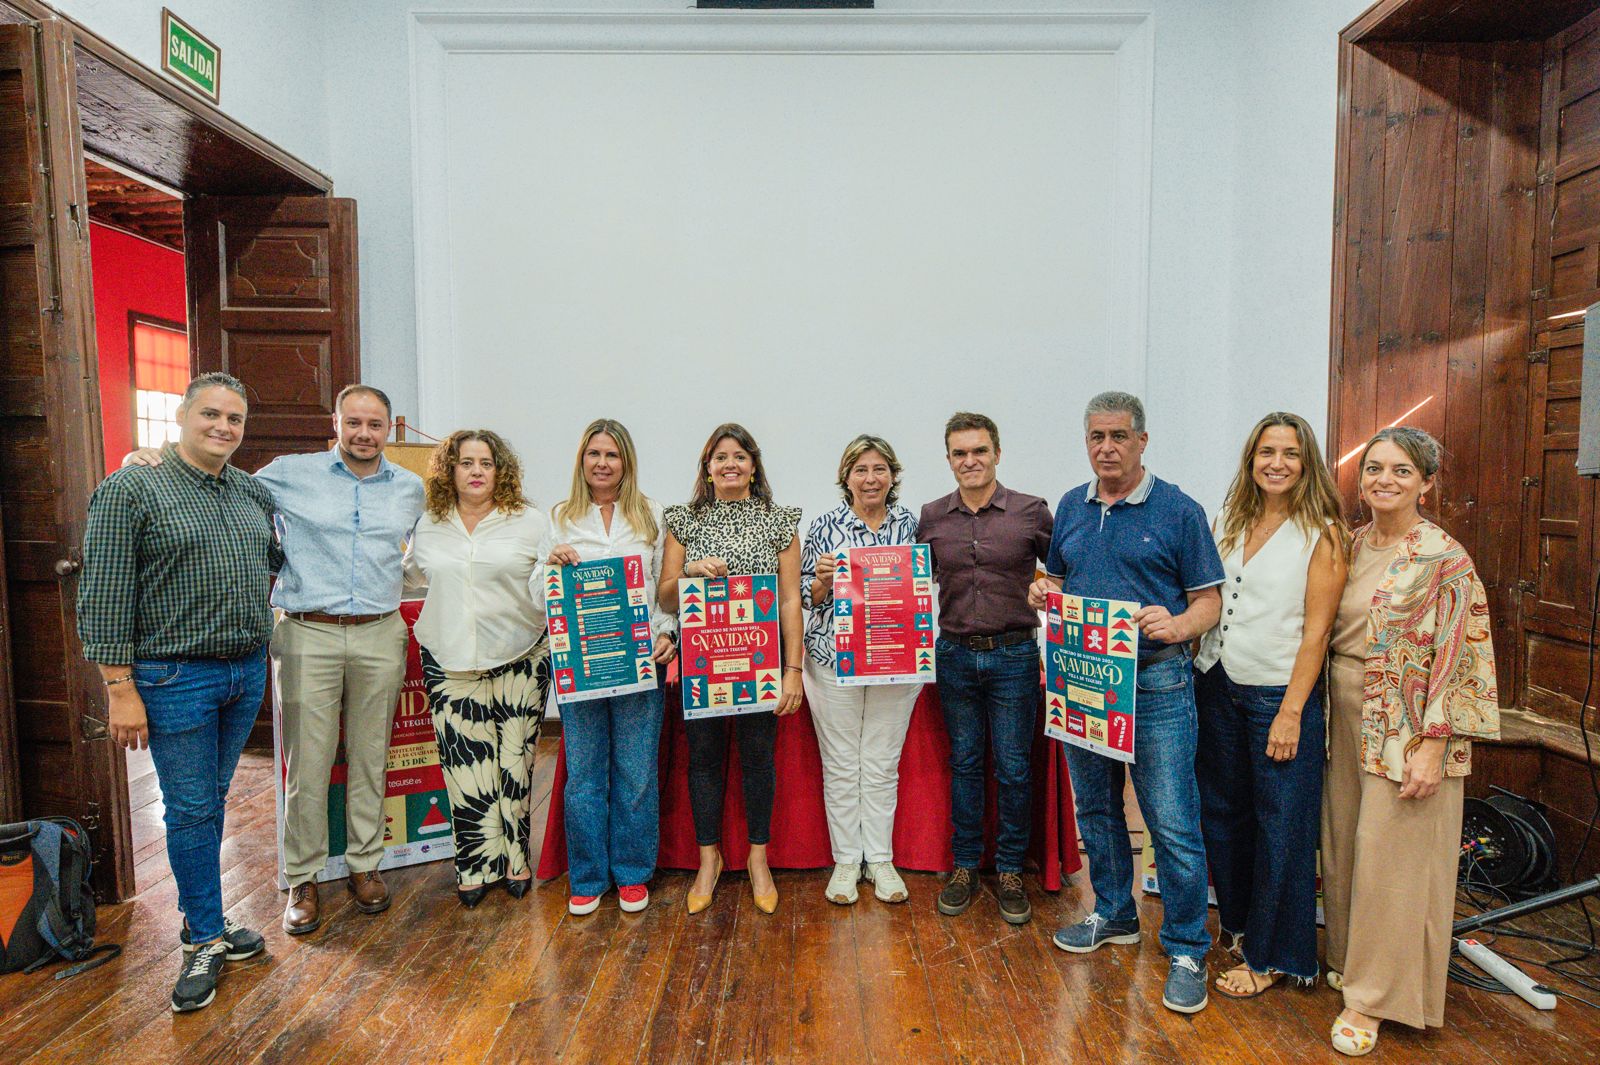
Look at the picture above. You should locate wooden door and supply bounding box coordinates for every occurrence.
[0,21,132,896]
[183,195,360,474]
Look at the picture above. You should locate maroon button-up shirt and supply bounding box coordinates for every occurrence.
[919,482,1053,637]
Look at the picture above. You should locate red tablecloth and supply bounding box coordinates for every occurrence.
[536,681,1082,890]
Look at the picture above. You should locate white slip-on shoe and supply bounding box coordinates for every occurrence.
[864,861,908,903]
[825,862,861,904]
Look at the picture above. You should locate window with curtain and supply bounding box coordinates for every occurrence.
[131,318,188,448]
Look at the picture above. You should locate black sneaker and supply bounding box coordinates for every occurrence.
[181,916,266,962]
[937,866,977,916]
[170,940,228,1013]
[996,872,1032,925]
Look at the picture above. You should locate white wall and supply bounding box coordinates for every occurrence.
[49,0,331,171]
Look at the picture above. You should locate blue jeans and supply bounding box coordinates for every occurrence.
[561,688,665,896]
[1066,651,1210,959]
[1195,663,1323,979]
[134,647,268,943]
[935,637,1041,872]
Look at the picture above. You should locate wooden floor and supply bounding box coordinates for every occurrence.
[4,740,1600,1064]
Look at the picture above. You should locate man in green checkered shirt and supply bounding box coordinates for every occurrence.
[77,371,279,1014]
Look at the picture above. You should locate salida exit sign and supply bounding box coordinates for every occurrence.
[161,9,220,102]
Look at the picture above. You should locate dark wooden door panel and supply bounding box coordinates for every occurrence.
[0,21,131,897]
[184,195,359,473]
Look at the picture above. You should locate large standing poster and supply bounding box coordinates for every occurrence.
[274,600,455,888]
[1043,590,1140,763]
[545,554,657,703]
[680,574,781,719]
[831,543,936,685]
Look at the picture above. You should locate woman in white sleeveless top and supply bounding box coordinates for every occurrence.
[1194,412,1347,997]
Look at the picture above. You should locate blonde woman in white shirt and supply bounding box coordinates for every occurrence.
[1194,412,1348,996]
[404,429,552,908]
[546,419,678,916]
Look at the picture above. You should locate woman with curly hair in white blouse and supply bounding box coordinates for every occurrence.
[659,423,804,915]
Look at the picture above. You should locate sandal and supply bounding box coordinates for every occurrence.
[1330,1014,1378,1057]
[1214,965,1281,999]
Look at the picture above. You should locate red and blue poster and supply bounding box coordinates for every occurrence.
[831,543,935,686]
[680,574,781,719]
[545,554,657,704]
[1043,591,1140,763]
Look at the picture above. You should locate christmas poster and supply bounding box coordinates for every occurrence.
[1043,591,1140,763]
[831,543,935,686]
[274,599,456,888]
[680,574,781,719]
[545,554,657,704]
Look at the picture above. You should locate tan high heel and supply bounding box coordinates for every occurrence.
[750,863,778,914]
[687,855,723,915]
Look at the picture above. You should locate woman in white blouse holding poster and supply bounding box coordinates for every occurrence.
[404,429,551,908]
[546,419,678,916]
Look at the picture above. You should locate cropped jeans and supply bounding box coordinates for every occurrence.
[1066,650,1211,960]
[134,646,269,944]
[561,688,666,896]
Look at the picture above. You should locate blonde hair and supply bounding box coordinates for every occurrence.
[424,430,527,521]
[1217,412,1348,557]
[554,419,658,543]
[835,434,903,507]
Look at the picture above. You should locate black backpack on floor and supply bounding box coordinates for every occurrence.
[0,817,121,979]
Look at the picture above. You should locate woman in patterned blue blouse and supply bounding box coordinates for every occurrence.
[799,435,923,906]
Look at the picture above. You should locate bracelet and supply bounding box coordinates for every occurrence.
[104,674,135,687]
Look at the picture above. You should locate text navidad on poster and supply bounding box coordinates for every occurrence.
[1043,590,1140,763]
[680,573,781,719]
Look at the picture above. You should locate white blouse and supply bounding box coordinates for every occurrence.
[1195,515,1323,687]
[547,498,674,640]
[403,505,551,672]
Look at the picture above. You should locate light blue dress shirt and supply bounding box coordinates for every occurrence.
[253,448,426,615]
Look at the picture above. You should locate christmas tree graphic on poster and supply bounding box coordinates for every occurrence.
[1043,590,1140,763]
[680,574,781,720]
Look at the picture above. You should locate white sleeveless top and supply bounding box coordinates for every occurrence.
[1194,515,1322,687]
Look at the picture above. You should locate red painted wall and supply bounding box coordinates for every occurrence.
[89,222,186,474]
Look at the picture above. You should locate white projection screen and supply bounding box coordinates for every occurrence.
[414,24,1148,525]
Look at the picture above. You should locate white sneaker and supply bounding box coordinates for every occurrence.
[825,862,861,904]
[864,861,908,903]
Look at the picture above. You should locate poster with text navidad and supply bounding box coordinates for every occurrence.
[831,543,935,685]
[1043,591,1140,763]
[274,599,455,888]
[545,554,657,703]
[680,574,781,719]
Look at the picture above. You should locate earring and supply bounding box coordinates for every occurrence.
[1420,494,1427,506]
[706,475,713,484]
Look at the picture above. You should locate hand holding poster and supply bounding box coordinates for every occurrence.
[1043,590,1140,762]
[832,543,935,685]
[545,554,658,704]
[680,574,781,719]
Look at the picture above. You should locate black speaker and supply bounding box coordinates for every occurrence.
[1582,301,1600,478]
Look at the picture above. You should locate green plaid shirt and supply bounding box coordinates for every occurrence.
[77,447,281,663]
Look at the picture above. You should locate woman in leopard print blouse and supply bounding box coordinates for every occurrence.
[660,422,803,917]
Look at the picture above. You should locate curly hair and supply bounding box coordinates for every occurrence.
[424,429,528,521]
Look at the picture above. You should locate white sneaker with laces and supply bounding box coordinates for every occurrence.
[864,861,908,903]
[825,862,861,904]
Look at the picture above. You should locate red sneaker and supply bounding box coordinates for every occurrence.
[569,893,602,915]
[618,884,650,913]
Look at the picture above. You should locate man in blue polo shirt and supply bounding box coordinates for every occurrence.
[1028,390,1223,1014]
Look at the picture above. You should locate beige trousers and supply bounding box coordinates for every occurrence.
[1321,656,1464,1029]
[274,612,409,885]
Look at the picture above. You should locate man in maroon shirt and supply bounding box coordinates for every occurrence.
[918,412,1053,924]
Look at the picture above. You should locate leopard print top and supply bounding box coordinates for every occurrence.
[663,498,801,575]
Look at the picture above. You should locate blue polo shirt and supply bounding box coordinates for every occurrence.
[1044,470,1224,656]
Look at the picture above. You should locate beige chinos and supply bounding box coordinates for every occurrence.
[276,612,409,885]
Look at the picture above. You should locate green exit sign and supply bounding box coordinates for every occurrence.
[161,9,220,102]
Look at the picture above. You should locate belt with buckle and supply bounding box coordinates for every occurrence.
[286,610,396,626]
[1137,642,1186,669]
[945,628,1036,652]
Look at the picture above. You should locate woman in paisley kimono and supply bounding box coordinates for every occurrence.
[659,423,804,915]
[1320,426,1499,1056]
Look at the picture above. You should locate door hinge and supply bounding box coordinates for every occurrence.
[1531,286,1550,301]
[1528,349,1549,364]
[67,202,84,242]
[80,802,100,832]
[1521,476,1540,487]
[1516,579,1538,595]
[80,712,108,742]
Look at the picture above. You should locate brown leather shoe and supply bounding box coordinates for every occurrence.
[347,870,391,914]
[283,881,321,935]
